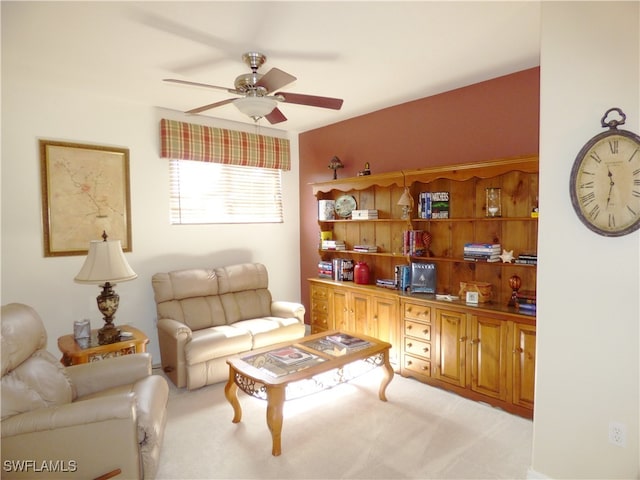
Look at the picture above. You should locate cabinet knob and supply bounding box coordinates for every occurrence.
[407,360,412,366]
[422,329,429,335]
[407,342,413,348]
[407,324,412,330]
[459,336,467,342]
[470,338,480,345]
[423,347,429,353]
[421,365,429,371]
[513,347,524,354]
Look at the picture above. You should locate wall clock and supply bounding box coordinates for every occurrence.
[335,194,357,218]
[569,107,640,237]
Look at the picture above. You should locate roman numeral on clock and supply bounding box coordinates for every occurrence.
[609,140,619,154]
[580,192,595,207]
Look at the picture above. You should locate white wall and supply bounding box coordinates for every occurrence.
[533,2,639,478]
[1,77,301,362]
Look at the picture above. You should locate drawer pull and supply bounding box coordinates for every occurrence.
[421,365,429,371]
[422,329,429,335]
[407,324,412,330]
[407,342,413,348]
[423,347,429,353]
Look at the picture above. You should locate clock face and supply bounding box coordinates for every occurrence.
[334,195,357,218]
[570,130,640,236]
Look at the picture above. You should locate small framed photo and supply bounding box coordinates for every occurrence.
[466,291,479,304]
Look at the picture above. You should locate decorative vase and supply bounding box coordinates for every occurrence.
[354,261,370,285]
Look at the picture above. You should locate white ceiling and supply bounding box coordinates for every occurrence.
[2,1,541,133]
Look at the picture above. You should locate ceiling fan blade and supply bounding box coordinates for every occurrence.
[276,92,343,110]
[256,68,296,93]
[186,98,235,114]
[164,78,239,94]
[265,107,288,124]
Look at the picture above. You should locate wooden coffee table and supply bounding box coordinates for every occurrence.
[224,330,394,456]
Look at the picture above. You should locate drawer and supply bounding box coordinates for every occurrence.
[404,320,431,341]
[403,303,431,322]
[404,337,431,359]
[403,354,431,377]
[311,308,329,329]
[311,285,329,300]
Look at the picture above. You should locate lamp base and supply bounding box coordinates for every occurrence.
[98,323,121,344]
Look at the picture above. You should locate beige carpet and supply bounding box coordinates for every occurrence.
[155,368,532,479]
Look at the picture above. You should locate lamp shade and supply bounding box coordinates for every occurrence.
[233,96,277,120]
[74,239,137,284]
[397,188,414,207]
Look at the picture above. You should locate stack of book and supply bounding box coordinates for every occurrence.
[463,243,501,262]
[516,290,537,314]
[351,209,378,219]
[321,240,346,251]
[376,278,396,289]
[515,252,538,265]
[354,244,378,253]
[325,333,370,352]
[318,261,333,278]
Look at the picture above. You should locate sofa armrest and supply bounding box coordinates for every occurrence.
[66,353,152,398]
[1,394,141,479]
[157,317,193,341]
[1,393,136,438]
[271,301,305,323]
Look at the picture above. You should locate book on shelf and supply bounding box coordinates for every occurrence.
[330,258,353,281]
[352,209,379,219]
[515,252,538,265]
[464,255,501,262]
[376,278,396,289]
[430,191,450,219]
[395,264,411,292]
[418,192,431,219]
[321,240,346,250]
[403,230,427,256]
[410,262,437,293]
[354,244,378,252]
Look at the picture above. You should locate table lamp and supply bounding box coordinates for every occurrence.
[74,231,137,344]
[397,187,414,219]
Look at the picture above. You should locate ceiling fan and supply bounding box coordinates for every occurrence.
[164,52,344,124]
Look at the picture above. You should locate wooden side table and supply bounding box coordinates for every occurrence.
[58,325,149,366]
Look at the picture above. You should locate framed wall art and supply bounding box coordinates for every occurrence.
[40,140,132,257]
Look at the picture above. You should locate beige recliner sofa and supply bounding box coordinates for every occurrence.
[152,262,306,390]
[1,303,169,479]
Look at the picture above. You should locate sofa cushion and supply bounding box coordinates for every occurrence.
[185,326,252,365]
[215,263,268,293]
[233,317,306,349]
[219,290,272,324]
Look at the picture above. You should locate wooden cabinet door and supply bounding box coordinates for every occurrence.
[512,322,536,409]
[469,315,508,401]
[372,295,399,365]
[331,288,349,331]
[433,308,467,387]
[350,291,371,336]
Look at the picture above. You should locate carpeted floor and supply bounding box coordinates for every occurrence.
[155,368,532,479]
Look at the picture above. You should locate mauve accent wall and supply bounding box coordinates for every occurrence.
[298,67,540,323]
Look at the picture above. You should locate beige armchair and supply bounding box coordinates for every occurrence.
[1,303,169,479]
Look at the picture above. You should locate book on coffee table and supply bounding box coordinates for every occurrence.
[267,347,315,366]
[326,334,370,350]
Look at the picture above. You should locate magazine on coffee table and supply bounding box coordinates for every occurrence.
[267,347,315,366]
[326,334,370,350]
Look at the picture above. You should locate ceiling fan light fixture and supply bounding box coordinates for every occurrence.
[233,96,277,122]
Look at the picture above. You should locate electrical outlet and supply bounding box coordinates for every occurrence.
[608,422,627,447]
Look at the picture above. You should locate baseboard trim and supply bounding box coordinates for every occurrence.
[527,467,550,479]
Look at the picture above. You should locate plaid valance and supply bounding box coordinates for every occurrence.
[160,119,291,171]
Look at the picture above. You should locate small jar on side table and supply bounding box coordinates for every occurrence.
[58,325,149,366]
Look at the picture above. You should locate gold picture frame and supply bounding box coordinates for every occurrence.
[40,140,132,257]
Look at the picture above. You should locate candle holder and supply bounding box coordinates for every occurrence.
[486,187,502,217]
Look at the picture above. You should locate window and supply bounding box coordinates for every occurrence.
[170,159,283,224]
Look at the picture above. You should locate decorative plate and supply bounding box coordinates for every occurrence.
[335,195,357,218]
